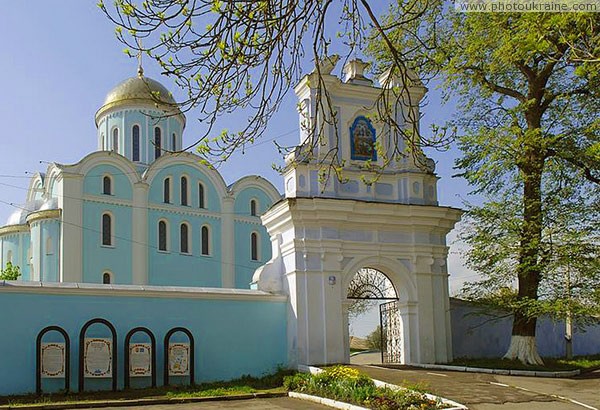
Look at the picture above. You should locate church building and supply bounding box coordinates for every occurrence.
[0,66,279,289]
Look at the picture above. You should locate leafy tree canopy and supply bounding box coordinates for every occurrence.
[0,262,21,281]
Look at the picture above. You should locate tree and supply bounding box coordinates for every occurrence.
[99,0,450,179]
[369,7,600,364]
[0,262,21,281]
[366,325,382,351]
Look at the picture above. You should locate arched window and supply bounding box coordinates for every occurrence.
[112,128,119,152]
[251,232,259,261]
[250,199,258,216]
[102,213,112,246]
[45,237,53,255]
[172,133,177,150]
[163,178,171,203]
[198,183,205,209]
[180,176,188,206]
[158,220,168,251]
[102,272,111,284]
[180,223,189,254]
[103,176,112,195]
[154,127,162,159]
[132,125,140,162]
[201,226,210,255]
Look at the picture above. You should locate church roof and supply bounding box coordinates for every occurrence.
[95,73,182,125]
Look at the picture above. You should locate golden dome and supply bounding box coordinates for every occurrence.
[95,74,182,125]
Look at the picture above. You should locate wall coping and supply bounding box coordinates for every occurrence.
[0,280,287,302]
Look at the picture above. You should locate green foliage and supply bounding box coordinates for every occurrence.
[284,366,445,409]
[0,262,21,281]
[366,325,383,350]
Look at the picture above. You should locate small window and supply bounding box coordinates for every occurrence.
[132,125,140,162]
[172,133,177,151]
[180,223,189,254]
[102,213,112,246]
[181,176,188,206]
[250,199,258,216]
[154,127,162,159]
[163,178,171,203]
[102,272,111,284]
[158,220,168,251]
[45,237,53,255]
[103,176,112,195]
[112,128,119,153]
[201,226,210,255]
[198,183,205,209]
[251,232,259,261]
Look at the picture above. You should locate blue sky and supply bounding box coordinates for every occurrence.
[0,1,479,296]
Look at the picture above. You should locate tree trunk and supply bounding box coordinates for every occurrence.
[505,121,545,365]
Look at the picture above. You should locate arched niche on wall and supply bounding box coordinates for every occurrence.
[78,318,118,392]
[163,327,195,386]
[36,326,70,395]
[124,327,157,389]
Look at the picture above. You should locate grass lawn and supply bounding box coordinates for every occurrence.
[449,354,600,372]
[0,370,292,407]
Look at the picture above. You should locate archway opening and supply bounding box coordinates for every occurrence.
[345,267,402,364]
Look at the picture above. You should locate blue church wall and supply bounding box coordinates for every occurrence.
[1,232,30,279]
[40,220,60,282]
[84,164,133,200]
[233,187,273,217]
[147,210,222,287]
[232,187,274,288]
[82,201,133,284]
[147,165,222,212]
[0,285,288,395]
[450,298,600,358]
[234,221,270,289]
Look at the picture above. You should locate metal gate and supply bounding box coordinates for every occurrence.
[379,300,402,363]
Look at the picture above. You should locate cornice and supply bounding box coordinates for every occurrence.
[0,224,30,236]
[0,281,287,303]
[26,209,61,224]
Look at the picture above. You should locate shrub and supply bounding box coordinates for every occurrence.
[285,366,446,409]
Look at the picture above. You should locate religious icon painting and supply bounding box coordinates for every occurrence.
[350,116,377,161]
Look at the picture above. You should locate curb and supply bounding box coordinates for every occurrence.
[398,363,581,378]
[0,392,288,410]
[289,392,367,410]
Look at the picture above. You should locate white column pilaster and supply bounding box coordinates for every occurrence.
[60,173,83,283]
[132,182,149,284]
[221,197,235,288]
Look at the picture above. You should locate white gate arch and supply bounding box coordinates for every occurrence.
[341,259,418,365]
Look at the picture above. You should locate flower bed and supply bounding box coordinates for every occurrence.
[284,366,449,410]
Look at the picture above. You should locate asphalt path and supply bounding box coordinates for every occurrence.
[352,364,600,410]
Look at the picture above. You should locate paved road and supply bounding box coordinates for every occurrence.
[353,364,600,410]
[102,397,331,410]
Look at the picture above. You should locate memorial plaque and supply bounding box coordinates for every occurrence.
[129,343,152,377]
[168,343,190,376]
[84,338,112,377]
[41,342,65,378]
